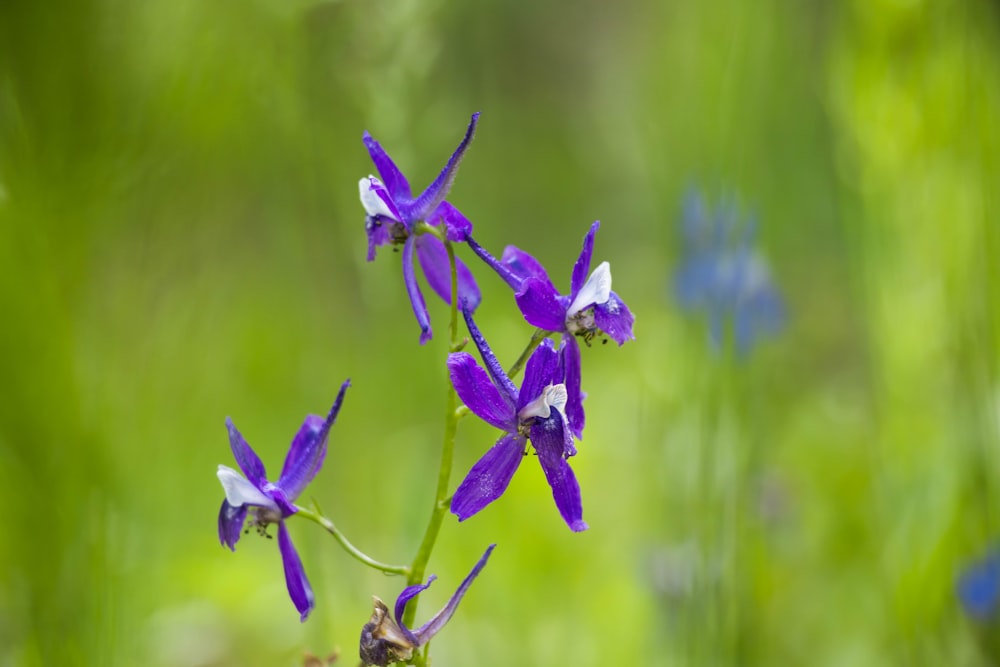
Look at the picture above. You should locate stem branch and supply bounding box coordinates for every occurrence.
[506,328,550,380]
[295,505,409,576]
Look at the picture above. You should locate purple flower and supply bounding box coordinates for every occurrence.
[359,544,496,666]
[216,380,350,622]
[674,189,785,354]
[958,548,1000,620]
[448,309,587,532]
[466,221,635,438]
[359,113,483,344]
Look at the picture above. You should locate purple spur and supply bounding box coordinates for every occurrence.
[216,380,350,621]
[466,221,635,438]
[359,545,496,666]
[359,113,483,344]
[449,309,587,532]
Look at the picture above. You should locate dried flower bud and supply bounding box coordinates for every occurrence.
[359,546,495,666]
[359,598,417,667]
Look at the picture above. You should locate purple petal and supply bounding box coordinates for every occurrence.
[448,352,516,430]
[402,235,432,344]
[393,577,435,645]
[454,257,483,312]
[569,221,600,300]
[514,278,567,332]
[462,309,518,399]
[430,201,473,242]
[500,246,551,284]
[466,235,523,290]
[412,544,496,644]
[218,499,247,551]
[274,416,323,500]
[560,336,585,441]
[594,291,635,345]
[451,434,526,521]
[408,113,480,222]
[278,521,315,622]
[366,215,393,262]
[278,380,350,501]
[516,339,560,415]
[530,412,587,532]
[415,234,482,312]
[225,418,268,487]
[362,132,412,201]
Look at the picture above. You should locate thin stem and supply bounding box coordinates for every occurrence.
[506,328,550,381]
[417,641,431,667]
[403,238,463,631]
[295,504,409,576]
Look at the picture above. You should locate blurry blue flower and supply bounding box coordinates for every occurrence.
[216,380,350,622]
[359,544,496,666]
[448,309,587,532]
[958,548,1000,620]
[466,221,635,438]
[673,189,785,353]
[359,114,482,344]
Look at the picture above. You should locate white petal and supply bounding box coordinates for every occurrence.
[567,261,612,317]
[217,465,278,510]
[544,383,568,414]
[358,176,398,220]
[517,383,568,421]
[518,394,550,421]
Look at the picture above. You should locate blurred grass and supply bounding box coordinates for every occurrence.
[1,0,999,665]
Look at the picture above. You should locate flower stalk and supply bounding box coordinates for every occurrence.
[506,327,549,381]
[403,236,466,630]
[295,503,410,576]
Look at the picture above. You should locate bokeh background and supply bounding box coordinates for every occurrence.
[2,0,1000,664]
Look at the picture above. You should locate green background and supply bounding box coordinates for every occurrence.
[2,0,999,664]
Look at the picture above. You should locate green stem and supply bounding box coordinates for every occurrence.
[403,238,464,632]
[506,328,549,380]
[295,504,409,576]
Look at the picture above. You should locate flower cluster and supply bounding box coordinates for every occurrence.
[214,112,635,664]
[673,188,784,354]
[361,114,635,531]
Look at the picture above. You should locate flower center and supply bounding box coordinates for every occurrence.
[243,507,283,539]
[566,307,597,338]
[389,222,409,244]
